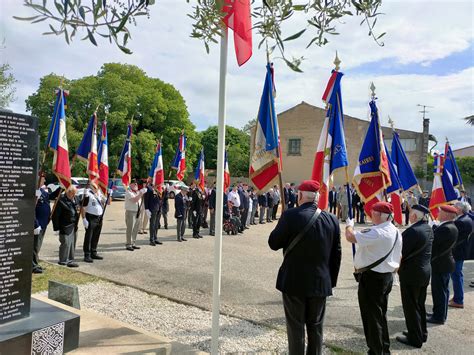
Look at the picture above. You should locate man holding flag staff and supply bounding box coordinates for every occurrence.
[81,183,107,262]
[124,179,148,251]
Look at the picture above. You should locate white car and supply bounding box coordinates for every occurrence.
[164,180,187,199]
[47,177,89,196]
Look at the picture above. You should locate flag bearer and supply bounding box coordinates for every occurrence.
[82,184,107,262]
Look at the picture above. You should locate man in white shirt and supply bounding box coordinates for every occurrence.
[124,179,147,251]
[345,201,402,355]
[81,184,108,263]
[227,185,241,217]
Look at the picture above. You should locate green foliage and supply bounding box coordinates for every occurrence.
[201,125,250,177]
[26,63,199,181]
[16,0,385,72]
[0,63,17,108]
[457,156,474,185]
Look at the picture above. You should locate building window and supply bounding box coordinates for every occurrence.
[288,138,301,156]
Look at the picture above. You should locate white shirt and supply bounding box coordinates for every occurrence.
[125,190,140,212]
[354,221,402,273]
[228,190,241,208]
[84,189,106,216]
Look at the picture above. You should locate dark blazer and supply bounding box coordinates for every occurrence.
[209,188,216,210]
[328,190,337,204]
[453,214,473,261]
[35,187,61,229]
[431,221,458,274]
[399,220,433,285]
[174,192,185,219]
[51,195,79,235]
[268,202,342,297]
[267,192,274,208]
[144,187,161,213]
[239,189,249,210]
[288,188,296,207]
[258,194,267,207]
[161,190,169,213]
[191,189,203,213]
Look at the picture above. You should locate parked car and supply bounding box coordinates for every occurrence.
[110,178,126,200]
[47,177,89,196]
[164,180,187,199]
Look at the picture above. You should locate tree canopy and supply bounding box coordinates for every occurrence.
[26,63,200,179]
[0,64,16,108]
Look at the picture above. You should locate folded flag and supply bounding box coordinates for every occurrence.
[222,0,252,66]
[171,133,186,181]
[195,148,206,191]
[149,141,164,192]
[76,113,99,188]
[97,121,109,195]
[46,89,71,188]
[117,124,132,187]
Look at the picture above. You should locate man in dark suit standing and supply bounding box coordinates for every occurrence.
[268,180,341,355]
[396,204,433,348]
[258,192,267,224]
[328,186,337,214]
[144,184,162,246]
[174,185,188,242]
[429,205,459,324]
[449,201,473,308]
[288,183,296,208]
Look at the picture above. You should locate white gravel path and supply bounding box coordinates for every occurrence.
[61,281,311,354]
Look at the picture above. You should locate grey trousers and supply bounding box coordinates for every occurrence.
[266,207,273,221]
[176,218,185,240]
[250,206,257,224]
[341,205,349,220]
[209,210,216,234]
[158,210,168,228]
[139,202,148,231]
[259,206,266,223]
[59,229,77,264]
[125,210,140,246]
[33,228,47,269]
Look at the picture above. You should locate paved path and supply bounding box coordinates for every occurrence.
[40,201,474,354]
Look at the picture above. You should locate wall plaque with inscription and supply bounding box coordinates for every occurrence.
[0,110,38,325]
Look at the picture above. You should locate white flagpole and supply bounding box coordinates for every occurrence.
[211,26,228,355]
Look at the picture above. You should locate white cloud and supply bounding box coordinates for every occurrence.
[1,0,473,150]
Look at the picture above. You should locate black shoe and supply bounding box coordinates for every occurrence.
[197,234,203,238]
[155,240,163,245]
[32,268,43,274]
[84,257,93,263]
[426,316,444,325]
[396,335,421,348]
[164,225,168,230]
[210,233,215,236]
[58,261,67,266]
[126,246,134,251]
[403,331,409,337]
[177,239,182,242]
[260,222,266,224]
[132,245,140,250]
[91,254,103,260]
[149,241,156,246]
[193,235,199,239]
[67,262,79,268]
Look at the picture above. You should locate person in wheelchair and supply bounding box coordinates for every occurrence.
[223,200,240,235]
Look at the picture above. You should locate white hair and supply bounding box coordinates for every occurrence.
[411,209,428,222]
[454,201,471,214]
[299,191,320,204]
[379,212,392,221]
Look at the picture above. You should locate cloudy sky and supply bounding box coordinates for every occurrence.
[1,0,473,149]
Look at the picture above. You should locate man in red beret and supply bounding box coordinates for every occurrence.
[268,179,341,355]
[345,201,402,355]
[428,204,459,324]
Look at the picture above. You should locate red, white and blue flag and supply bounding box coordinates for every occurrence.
[249,64,280,191]
[97,121,109,195]
[312,70,348,210]
[385,143,403,225]
[171,133,186,181]
[46,89,71,188]
[222,0,252,66]
[429,152,458,219]
[194,148,206,191]
[76,113,99,188]
[353,99,391,218]
[224,151,231,192]
[391,131,419,192]
[149,141,164,192]
[444,142,463,190]
[117,124,132,187]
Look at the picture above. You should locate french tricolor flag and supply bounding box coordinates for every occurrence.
[429,152,458,219]
[97,121,109,195]
[117,124,132,187]
[149,141,164,192]
[76,113,99,188]
[224,151,230,192]
[46,89,71,188]
[195,148,206,191]
[171,133,186,181]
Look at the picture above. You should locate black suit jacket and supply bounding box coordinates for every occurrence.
[399,220,433,285]
[328,191,337,204]
[453,214,473,261]
[174,193,185,218]
[144,187,161,213]
[268,202,342,297]
[431,221,458,274]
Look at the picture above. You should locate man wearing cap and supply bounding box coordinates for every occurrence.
[396,204,433,348]
[448,201,472,309]
[269,180,341,355]
[428,204,458,324]
[124,180,148,251]
[174,185,188,242]
[345,201,402,355]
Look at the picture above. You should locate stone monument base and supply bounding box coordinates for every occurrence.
[0,298,80,354]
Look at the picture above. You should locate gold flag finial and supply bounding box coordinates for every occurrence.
[370,82,376,99]
[334,51,341,71]
[388,115,395,130]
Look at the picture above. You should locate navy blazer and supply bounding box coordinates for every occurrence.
[144,187,161,213]
[431,221,458,273]
[258,194,267,207]
[453,214,473,261]
[268,202,341,297]
[209,188,216,210]
[35,187,60,229]
[174,192,185,218]
[399,220,433,285]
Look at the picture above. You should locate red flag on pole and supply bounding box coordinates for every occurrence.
[222,0,252,66]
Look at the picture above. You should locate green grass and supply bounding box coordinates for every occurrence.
[326,343,362,354]
[31,261,101,294]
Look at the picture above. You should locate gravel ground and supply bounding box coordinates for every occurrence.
[44,281,329,354]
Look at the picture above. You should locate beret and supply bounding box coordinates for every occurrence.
[371,201,393,214]
[412,204,430,214]
[440,204,457,214]
[298,180,320,192]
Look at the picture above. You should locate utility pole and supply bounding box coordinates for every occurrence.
[417,104,434,186]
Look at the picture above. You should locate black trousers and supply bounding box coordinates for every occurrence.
[353,205,360,222]
[149,210,160,242]
[192,210,201,236]
[431,272,450,322]
[272,204,279,220]
[329,202,336,214]
[282,293,326,355]
[358,271,393,355]
[400,281,428,347]
[240,208,248,231]
[83,213,102,257]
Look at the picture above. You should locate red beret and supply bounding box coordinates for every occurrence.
[298,180,320,192]
[440,205,457,214]
[371,201,393,214]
